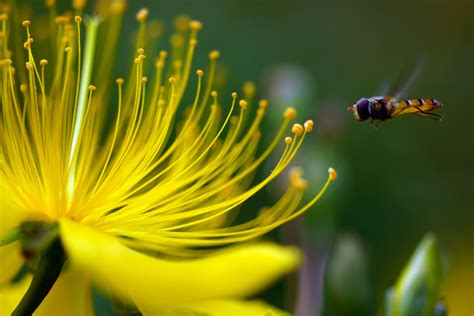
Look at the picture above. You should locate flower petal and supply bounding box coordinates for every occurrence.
[0,185,26,286]
[137,299,290,316]
[0,269,93,316]
[59,219,301,306]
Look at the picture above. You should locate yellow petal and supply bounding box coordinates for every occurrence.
[138,299,290,316]
[35,268,94,316]
[0,276,30,315]
[0,185,26,286]
[59,219,301,307]
[0,269,93,316]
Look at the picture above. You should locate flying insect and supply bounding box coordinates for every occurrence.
[348,61,444,127]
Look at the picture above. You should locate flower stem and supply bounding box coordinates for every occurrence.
[12,237,66,316]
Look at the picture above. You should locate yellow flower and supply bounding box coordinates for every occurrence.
[0,1,336,314]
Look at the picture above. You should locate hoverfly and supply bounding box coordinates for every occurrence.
[348,61,444,127]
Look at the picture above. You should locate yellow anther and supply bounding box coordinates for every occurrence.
[115,78,124,85]
[259,99,269,109]
[293,178,308,190]
[138,48,145,55]
[243,81,256,97]
[291,123,304,136]
[257,108,265,116]
[231,92,238,99]
[173,15,190,32]
[75,16,82,23]
[40,59,48,66]
[27,38,34,43]
[0,14,7,21]
[55,16,70,24]
[22,20,30,27]
[210,104,217,112]
[169,77,176,84]
[136,8,149,22]
[20,84,27,93]
[25,62,33,70]
[211,91,218,98]
[137,54,146,62]
[159,50,168,58]
[196,69,204,77]
[190,39,198,46]
[189,20,203,32]
[328,167,337,181]
[209,50,220,60]
[0,59,11,67]
[88,85,96,91]
[142,76,148,83]
[239,100,248,109]
[289,167,303,180]
[111,1,126,13]
[304,120,314,132]
[285,136,292,144]
[23,42,31,49]
[45,0,56,7]
[173,60,182,69]
[284,107,297,120]
[155,60,164,69]
[65,47,72,53]
[73,0,86,10]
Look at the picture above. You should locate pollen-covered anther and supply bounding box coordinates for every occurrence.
[88,85,96,91]
[304,120,314,132]
[40,59,48,66]
[45,0,56,7]
[209,50,220,60]
[115,77,124,85]
[25,62,33,70]
[257,108,265,116]
[141,76,148,83]
[285,136,293,144]
[27,38,34,44]
[20,84,27,93]
[259,99,269,109]
[74,16,82,23]
[328,167,337,181]
[73,0,87,10]
[168,77,176,84]
[196,69,203,77]
[137,54,146,63]
[284,107,297,120]
[190,39,198,46]
[0,14,7,21]
[230,116,238,125]
[291,123,304,136]
[136,8,149,22]
[211,91,218,98]
[239,100,248,109]
[137,48,145,55]
[65,47,72,53]
[0,59,10,67]
[231,92,238,99]
[189,20,202,32]
[23,41,31,49]
[55,16,70,25]
[155,60,165,69]
[22,20,30,27]
[159,50,168,59]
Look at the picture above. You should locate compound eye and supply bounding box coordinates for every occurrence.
[354,98,370,121]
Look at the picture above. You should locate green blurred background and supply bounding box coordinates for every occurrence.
[23,0,474,314]
[128,1,472,314]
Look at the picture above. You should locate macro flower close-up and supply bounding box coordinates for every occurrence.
[0,0,336,315]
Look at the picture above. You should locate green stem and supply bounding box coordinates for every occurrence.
[12,238,66,316]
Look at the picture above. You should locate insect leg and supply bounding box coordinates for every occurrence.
[414,106,443,122]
